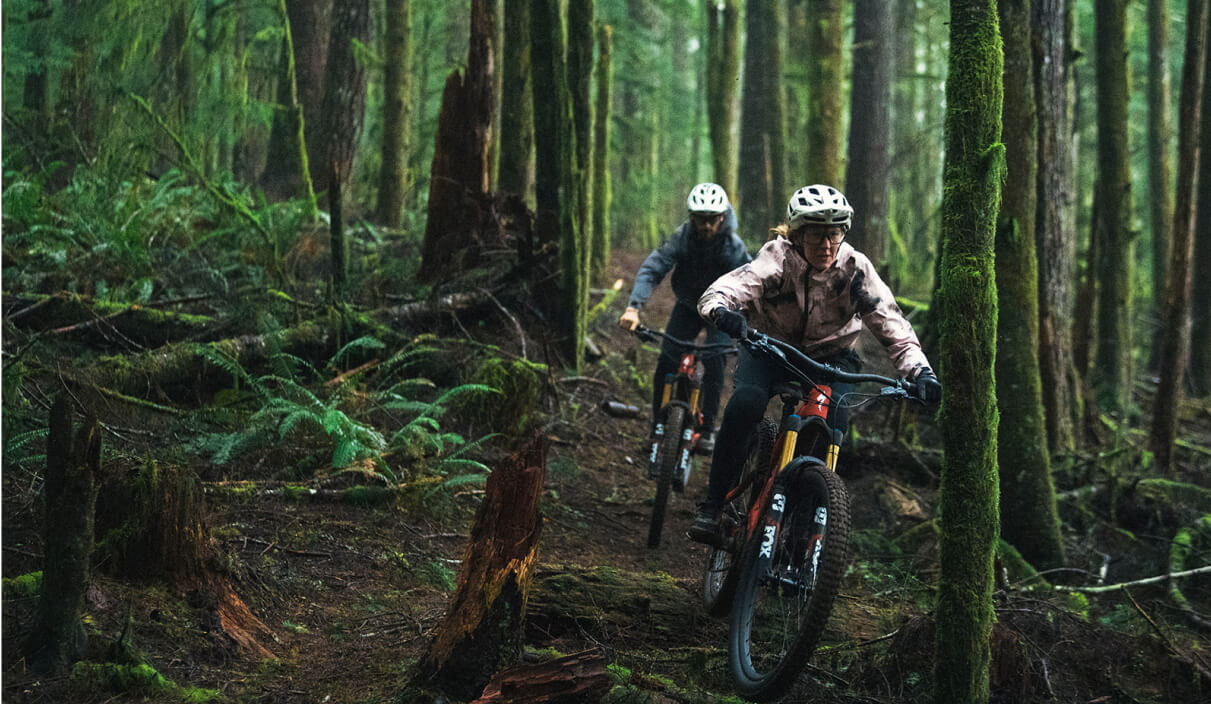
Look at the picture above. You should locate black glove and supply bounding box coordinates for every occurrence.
[712,308,748,340]
[916,369,942,404]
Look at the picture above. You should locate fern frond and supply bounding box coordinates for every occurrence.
[332,336,386,365]
[437,472,488,489]
[278,408,323,439]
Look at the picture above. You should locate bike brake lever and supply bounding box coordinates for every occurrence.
[880,385,910,399]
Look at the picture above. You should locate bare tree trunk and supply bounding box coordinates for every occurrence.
[739,0,787,235]
[847,0,893,269]
[1192,45,1211,396]
[375,0,412,227]
[706,0,740,196]
[1148,0,1174,367]
[806,0,844,186]
[25,398,99,674]
[1150,0,1207,473]
[498,0,534,201]
[591,24,614,281]
[316,0,370,199]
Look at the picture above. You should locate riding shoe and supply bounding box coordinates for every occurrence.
[687,504,723,546]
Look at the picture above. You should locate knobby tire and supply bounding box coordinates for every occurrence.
[703,418,778,617]
[647,405,686,549]
[727,458,851,701]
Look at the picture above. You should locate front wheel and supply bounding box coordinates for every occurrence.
[727,458,851,701]
[703,418,778,617]
[647,405,686,548]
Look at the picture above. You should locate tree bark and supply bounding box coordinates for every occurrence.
[739,0,787,236]
[375,0,412,227]
[26,398,99,674]
[1192,37,1211,397]
[847,0,893,270]
[420,0,498,282]
[414,439,547,699]
[806,0,844,187]
[1148,0,1175,360]
[705,0,740,196]
[935,0,1003,701]
[568,0,594,281]
[996,0,1065,571]
[1033,0,1080,456]
[1092,0,1134,415]
[1149,0,1207,473]
[471,651,608,704]
[316,0,370,199]
[498,0,534,201]
[591,24,614,282]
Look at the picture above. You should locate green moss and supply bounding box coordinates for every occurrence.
[279,484,314,501]
[1063,591,1090,621]
[2,571,43,597]
[341,485,389,505]
[70,662,221,702]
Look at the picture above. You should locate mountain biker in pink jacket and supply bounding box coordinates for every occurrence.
[687,184,941,543]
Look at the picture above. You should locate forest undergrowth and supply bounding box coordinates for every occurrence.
[3,174,1211,703]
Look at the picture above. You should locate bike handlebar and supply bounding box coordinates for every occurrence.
[741,329,919,398]
[633,325,739,353]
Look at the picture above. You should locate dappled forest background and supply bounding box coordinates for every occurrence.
[4,0,1211,702]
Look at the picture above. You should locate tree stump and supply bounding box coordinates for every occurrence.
[25,397,100,674]
[413,437,548,700]
[471,649,609,703]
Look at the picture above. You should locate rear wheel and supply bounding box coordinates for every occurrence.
[703,418,778,617]
[727,459,851,701]
[647,405,686,548]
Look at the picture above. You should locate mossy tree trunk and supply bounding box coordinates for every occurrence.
[26,398,100,674]
[413,440,546,700]
[375,0,412,228]
[419,0,497,281]
[934,1,1003,701]
[846,0,893,269]
[738,0,787,236]
[498,0,534,202]
[706,0,740,197]
[1147,0,1174,354]
[568,0,595,319]
[591,24,613,282]
[1149,0,1207,473]
[1191,44,1211,397]
[1033,0,1080,456]
[996,0,1065,571]
[805,0,844,187]
[316,0,369,202]
[1092,0,1133,415]
[531,0,585,368]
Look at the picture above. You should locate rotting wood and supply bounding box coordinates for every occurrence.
[412,437,547,700]
[471,649,609,703]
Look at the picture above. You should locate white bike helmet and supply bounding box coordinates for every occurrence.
[687,182,729,215]
[786,184,853,230]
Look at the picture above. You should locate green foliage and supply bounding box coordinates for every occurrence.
[454,356,546,435]
[70,662,221,702]
[2,571,43,598]
[420,559,457,592]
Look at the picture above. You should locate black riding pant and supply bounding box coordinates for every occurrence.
[704,347,859,508]
[652,301,730,430]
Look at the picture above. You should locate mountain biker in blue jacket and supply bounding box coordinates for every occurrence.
[618,183,752,454]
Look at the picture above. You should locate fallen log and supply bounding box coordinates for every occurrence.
[471,649,609,704]
[410,437,547,700]
[5,292,217,347]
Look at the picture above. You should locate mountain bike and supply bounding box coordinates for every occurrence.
[699,329,924,701]
[633,325,736,549]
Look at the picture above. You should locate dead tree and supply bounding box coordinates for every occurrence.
[412,437,547,700]
[25,397,100,674]
[471,650,609,704]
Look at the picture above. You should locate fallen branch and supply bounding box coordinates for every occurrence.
[1068,565,1211,593]
[1123,588,1211,682]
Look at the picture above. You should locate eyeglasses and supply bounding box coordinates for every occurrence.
[791,226,846,246]
[690,213,724,227]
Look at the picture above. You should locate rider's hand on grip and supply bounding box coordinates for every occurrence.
[619,307,641,331]
[712,308,748,340]
[915,369,942,404]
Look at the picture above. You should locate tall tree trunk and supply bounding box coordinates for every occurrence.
[706,0,741,196]
[592,24,614,282]
[1033,0,1080,455]
[1150,0,1207,473]
[891,0,918,264]
[498,0,534,201]
[419,0,497,280]
[1192,44,1211,397]
[847,0,893,269]
[532,0,585,367]
[22,0,53,137]
[935,0,1003,701]
[568,0,595,299]
[375,0,412,227]
[996,0,1065,571]
[1147,0,1174,360]
[262,0,330,203]
[739,0,787,236]
[26,399,99,674]
[1092,0,1133,415]
[807,0,844,186]
[316,0,370,200]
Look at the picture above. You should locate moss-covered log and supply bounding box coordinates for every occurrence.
[413,439,547,699]
[26,398,100,674]
[934,0,1003,701]
[6,292,216,346]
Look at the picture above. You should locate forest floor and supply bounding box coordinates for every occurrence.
[4,250,1211,704]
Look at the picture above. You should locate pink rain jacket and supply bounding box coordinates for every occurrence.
[697,238,932,380]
